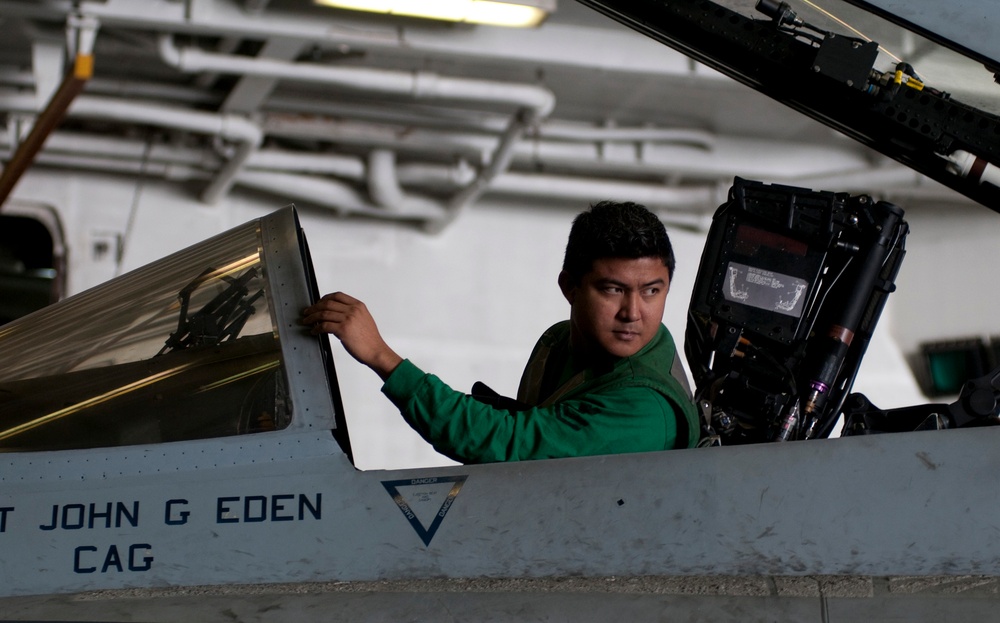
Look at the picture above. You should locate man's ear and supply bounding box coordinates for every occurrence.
[558,270,576,304]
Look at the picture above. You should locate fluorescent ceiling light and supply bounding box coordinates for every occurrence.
[314,0,556,28]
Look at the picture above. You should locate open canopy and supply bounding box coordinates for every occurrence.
[0,207,349,455]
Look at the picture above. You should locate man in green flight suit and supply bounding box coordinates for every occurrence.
[302,201,700,463]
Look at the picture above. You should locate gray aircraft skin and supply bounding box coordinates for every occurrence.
[4,1,1000,622]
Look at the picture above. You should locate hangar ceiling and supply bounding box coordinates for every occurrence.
[0,0,989,230]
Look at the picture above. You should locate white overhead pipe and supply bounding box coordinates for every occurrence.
[0,93,51,113]
[27,151,207,182]
[393,162,477,187]
[156,35,556,117]
[489,171,714,207]
[62,95,262,203]
[13,130,368,181]
[367,149,407,209]
[394,163,715,208]
[366,149,449,217]
[247,149,364,179]
[537,123,715,149]
[25,132,221,170]
[236,169,447,220]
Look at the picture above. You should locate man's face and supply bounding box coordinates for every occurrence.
[559,256,671,359]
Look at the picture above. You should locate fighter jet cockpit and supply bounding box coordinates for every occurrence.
[3,0,1000,460]
[573,0,1000,445]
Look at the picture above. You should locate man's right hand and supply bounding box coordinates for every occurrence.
[301,292,403,381]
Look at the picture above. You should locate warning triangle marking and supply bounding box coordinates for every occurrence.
[382,475,468,546]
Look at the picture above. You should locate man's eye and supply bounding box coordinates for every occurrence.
[643,287,659,296]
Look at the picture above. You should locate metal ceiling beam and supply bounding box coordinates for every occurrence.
[221,37,305,114]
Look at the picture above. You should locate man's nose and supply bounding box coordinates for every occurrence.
[618,292,641,321]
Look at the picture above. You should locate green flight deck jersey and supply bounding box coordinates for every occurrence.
[381,321,700,463]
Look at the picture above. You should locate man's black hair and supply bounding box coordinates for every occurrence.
[562,201,675,284]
